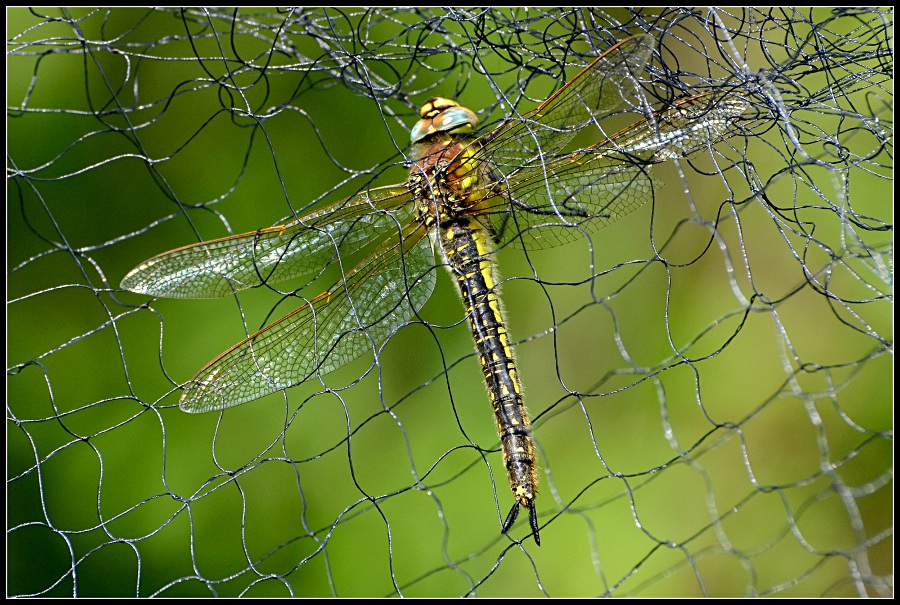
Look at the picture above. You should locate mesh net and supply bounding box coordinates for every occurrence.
[8,7,892,598]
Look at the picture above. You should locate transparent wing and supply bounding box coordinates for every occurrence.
[476,34,654,171]
[481,92,751,248]
[120,185,413,299]
[179,224,436,413]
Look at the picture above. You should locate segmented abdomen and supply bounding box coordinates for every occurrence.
[436,218,539,512]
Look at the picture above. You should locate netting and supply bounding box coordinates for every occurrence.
[8,7,892,598]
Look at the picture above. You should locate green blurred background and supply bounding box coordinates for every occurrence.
[8,7,892,597]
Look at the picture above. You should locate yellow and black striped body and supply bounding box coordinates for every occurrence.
[410,99,541,544]
[437,218,540,544]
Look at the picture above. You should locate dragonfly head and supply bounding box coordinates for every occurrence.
[410,97,478,144]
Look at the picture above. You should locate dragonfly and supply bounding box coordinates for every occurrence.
[121,34,748,546]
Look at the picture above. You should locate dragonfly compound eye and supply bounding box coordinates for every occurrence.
[411,98,479,143]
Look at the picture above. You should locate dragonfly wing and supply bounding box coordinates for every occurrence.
[179,225,436,413]
[120,185,412,299]
[477,34,654,173]
[486,158,654,249]
[601,92,751,162]
[484,92,750,248]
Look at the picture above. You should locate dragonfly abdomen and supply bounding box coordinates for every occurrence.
[437,218,541,545]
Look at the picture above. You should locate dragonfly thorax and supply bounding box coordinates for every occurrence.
[409,136,490,230]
